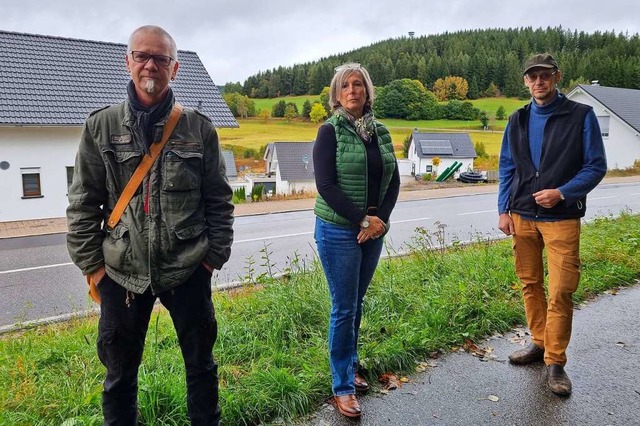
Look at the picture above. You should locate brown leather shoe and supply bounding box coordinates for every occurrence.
[548,364,572,396]
[508,343,544,364]
[334,394,362,418]
[354,372,370,392]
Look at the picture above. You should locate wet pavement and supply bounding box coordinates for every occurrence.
[302,285,640,426]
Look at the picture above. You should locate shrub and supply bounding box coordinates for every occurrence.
[233,187,246,204]
[251,184,265,202]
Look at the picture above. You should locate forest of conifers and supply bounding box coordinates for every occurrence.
[226,26,640,99]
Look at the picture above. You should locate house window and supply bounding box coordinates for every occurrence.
[21,168,42,198]
[597,116,610,138]
[66,166,74,191]
[425,165,433,173]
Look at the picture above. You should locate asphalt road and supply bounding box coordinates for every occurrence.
[1,181,640,330]
[302,285,640,426]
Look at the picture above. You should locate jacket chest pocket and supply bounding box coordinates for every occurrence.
[162,148,203,191]
[103,148,143,193]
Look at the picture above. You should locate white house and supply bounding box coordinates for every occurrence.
[263,142,316,195]
[566,84,640,169]
[0,30,237,222]
[407,131,477,177]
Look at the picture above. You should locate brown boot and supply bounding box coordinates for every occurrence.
[548,364,572,396]
[509,343,544,364]
[354,372,370,392]
[334,394,362,418]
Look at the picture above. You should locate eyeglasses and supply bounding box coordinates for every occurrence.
[130,51,174,67]
[525,70,557,82]
[334,63,361,73]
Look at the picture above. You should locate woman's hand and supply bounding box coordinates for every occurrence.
[357,216,386,244]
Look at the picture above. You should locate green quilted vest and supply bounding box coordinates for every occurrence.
[314,114,396,226]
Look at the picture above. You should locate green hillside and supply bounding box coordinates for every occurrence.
[232,27,640,99]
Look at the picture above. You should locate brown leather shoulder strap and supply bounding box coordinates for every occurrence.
[106,102,184,230]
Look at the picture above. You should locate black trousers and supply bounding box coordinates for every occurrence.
[97,265,220,425]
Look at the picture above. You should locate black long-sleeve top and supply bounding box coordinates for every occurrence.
[313,123,400,225]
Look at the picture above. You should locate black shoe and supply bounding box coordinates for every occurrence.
[509,343,544,364]
[548,364,572,396]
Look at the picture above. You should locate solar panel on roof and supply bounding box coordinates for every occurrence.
[419,139,453,155]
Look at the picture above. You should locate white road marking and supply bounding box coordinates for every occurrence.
[389,217,431,224]
[236,231,312,243]
[0,262,73,274]
[590,196,617,200]
[458,209,496,216]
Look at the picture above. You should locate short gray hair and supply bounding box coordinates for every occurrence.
[329,63,375,113]
[127,25,178,61]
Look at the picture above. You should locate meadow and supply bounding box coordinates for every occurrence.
[218,96,528,165]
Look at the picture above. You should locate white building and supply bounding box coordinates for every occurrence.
[566,84,640,170]
[263,142,316,195]
[0,30,237,222]
[407,131,477,178]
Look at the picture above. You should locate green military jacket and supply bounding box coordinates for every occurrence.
[67,100,234,294]
[314,114,396,226]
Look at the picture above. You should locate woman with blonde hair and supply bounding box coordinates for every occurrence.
[313,63,400,418]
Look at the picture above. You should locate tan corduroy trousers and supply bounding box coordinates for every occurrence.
[511,213,581,366]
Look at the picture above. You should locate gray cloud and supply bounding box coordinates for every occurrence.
[1,0,638,84]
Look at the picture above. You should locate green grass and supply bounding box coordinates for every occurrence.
[252,95,321,113]
[218,119,320,152]
[219,118,505,159]
[218,96,525,159]
[466,97,528,116]
[2,212,639,425]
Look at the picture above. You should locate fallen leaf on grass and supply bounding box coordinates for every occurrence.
[463,339,479,353]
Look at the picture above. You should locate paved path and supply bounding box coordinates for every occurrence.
[302,284,640,426]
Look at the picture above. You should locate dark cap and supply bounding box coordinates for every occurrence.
[523,53,559,75]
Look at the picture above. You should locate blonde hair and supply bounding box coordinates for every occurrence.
[328,63,375,113]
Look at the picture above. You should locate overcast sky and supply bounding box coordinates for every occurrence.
[2,0,639,85]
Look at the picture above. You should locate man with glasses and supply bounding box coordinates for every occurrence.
[497,53,606,396]
[67,25,233,424]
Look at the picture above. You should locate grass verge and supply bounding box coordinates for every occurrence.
[1,212,639,425]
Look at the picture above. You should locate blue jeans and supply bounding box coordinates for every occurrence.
[314,217,384,396]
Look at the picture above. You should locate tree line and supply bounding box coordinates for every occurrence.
[223,26,640,99]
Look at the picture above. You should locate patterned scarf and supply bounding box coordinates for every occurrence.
[335,107,375,143]
[126,81,174,154]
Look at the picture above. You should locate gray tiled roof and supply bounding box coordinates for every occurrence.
[0,30,237,127]
[273,141,315,181]
[221,150,237,178]
[576,85,640,133]
[411,132,476,158]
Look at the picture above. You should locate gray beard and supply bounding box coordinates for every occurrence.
[145,79,156,94]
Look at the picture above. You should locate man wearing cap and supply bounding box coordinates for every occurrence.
[497,53,606,396]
